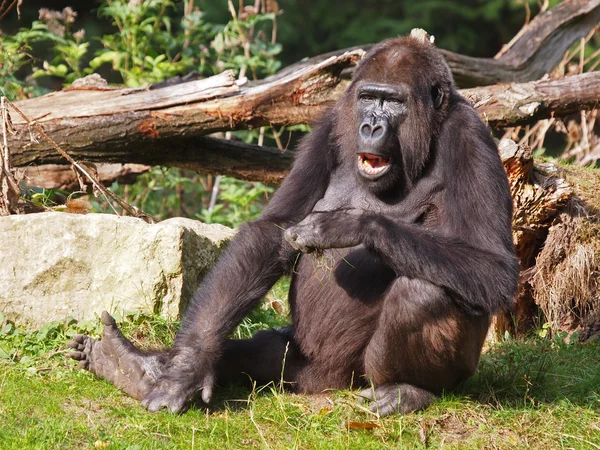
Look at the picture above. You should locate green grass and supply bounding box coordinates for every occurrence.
[1,305,599,449]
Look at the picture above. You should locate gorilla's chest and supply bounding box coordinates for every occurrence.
[312,170,383,213]
[312,166,442,224]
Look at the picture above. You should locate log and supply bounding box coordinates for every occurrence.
[495,139,600,338]
[461,72,600,128]
[268,0,600,88]
[496,140,572,335]
[19,163,152,190]
[7,50,358,184]
[8,69,600,182]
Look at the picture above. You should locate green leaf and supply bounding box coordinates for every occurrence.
[0,343,11,359]
[1,323,13,335]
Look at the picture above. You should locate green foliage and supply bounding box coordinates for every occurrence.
[211,11,282,78]
[90,167,274,225]
[0,311,101,365]
[196,177,274,227]
[0,22,47,99]
[0,8,89,96]
[0,0,282,97]
[92,0,211,86]
[1,1,285,224]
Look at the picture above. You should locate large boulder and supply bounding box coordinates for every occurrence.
[0,212,234,327]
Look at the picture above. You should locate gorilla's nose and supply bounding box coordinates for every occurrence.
[359,118,390,148]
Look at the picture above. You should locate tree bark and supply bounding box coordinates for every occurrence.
[494,139,600,339]
[19,163,152,190]
[461,72,600,128]
[495,140,572,335]
[7,70,600,182]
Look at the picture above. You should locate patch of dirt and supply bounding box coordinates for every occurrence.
[293,393,335,413]
[431,413,475,443]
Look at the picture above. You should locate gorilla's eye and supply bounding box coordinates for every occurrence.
[387,98,404,105]
[431,85,444,109]
[359,94,376,102]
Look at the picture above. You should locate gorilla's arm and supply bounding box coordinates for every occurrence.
[285,101,519,315]
[364,218,517,314]
[286,210,517,314]
[372,104,519,314]
[141,116,335,412]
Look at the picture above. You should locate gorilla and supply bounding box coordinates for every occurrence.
[68,32,518,417]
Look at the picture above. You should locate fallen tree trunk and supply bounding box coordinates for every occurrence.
[269,0,600,88]
[7,69,600,182]
[19,163,152,190]
[495,139,600,338]
[461,73,600,128]
[7,0,600,183]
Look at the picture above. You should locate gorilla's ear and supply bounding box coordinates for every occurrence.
[431,85,444,109]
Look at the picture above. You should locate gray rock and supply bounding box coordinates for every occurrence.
[0,212,234,327]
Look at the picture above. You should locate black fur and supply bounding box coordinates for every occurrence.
[86,36,519,416]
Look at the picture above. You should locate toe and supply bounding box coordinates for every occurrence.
[66,340,81,350]
[358,387,375,403]
[201,385,213,405]
[101,311,117,327]
[376,402,396,417]
[69,351,85,361]
[142,399,160,412]
[72,334,86,344]
[144,397,178,413]
[368,398,395,416]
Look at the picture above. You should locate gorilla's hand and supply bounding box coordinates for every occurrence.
[141,354,215,413]
[284,209,368,253]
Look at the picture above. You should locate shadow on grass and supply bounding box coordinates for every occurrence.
[193,337,600,414]
[457,337,600,408]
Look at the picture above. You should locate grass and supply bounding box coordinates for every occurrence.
[1,300,600,449]
[557,161,600,213]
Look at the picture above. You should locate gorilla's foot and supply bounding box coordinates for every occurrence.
[359,383,436,417]
[67,311,162,400]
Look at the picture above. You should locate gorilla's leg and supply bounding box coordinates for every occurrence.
[361,277,491,416]
[67,311,163,400]
[68,313,307,404]
[217,328,304,387]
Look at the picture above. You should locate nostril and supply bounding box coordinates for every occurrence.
[360,123,372,137]
[372,125,383,139]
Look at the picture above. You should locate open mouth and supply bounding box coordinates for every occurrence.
[358,153,391,178]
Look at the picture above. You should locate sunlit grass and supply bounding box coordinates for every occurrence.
[1,299,599,449]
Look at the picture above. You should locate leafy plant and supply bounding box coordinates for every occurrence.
[0,311,101,365]
[197,177,274,227]
[0,8,91,98]
[2,1,286,224]
[0,22,49,99]
[91,0,210,86]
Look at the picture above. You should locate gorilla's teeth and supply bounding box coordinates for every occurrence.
[359,154,389,176]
